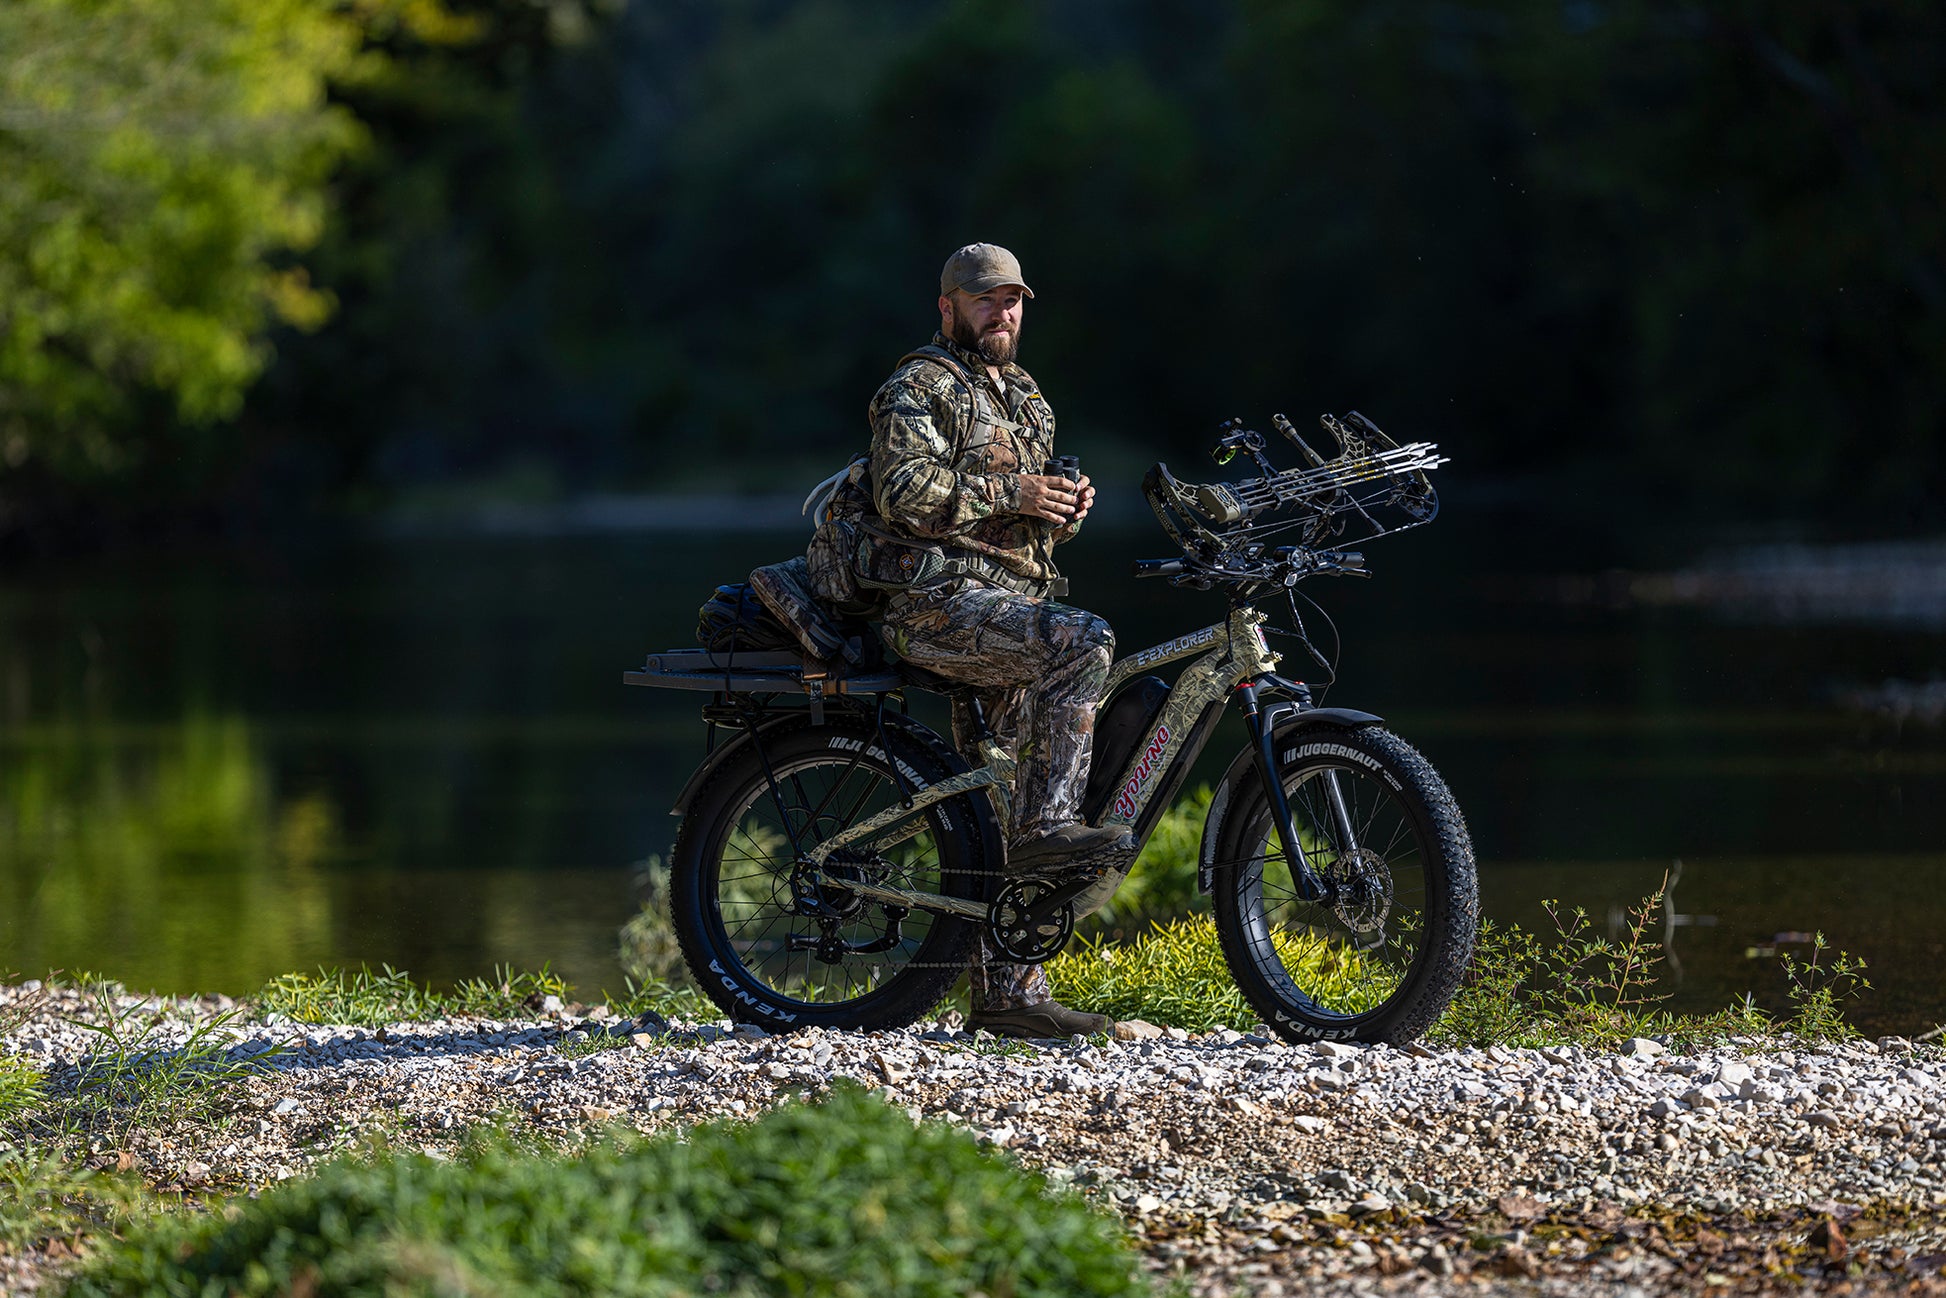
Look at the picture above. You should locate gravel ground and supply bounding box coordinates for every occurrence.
[5,982,1946,1295]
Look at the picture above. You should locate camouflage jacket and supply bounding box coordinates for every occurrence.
[868,333,1080,586]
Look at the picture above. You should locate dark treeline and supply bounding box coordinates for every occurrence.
[10,0,1944,541]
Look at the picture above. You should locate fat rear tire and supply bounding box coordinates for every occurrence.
[669,710,994,1033]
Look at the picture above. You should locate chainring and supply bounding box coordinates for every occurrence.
[987,878,1077,964]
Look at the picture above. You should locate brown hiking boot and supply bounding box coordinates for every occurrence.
[968,999,1113,1040]
[1005,822,1134,875]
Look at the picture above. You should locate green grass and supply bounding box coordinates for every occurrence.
[1,1051,46,1124]
[1049,917,1303,1034]
[1042,889,1868,1048]
[2,977,48,1122]
[0,1146,150,1259]
[254,963,570,1026]
[63,1085,1153,1297]
[24,981,284,1147]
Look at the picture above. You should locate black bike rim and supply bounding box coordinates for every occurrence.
[707,752,961,1011]
[1234,761,1436,1024]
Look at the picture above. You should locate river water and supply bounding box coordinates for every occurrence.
[3,498,1941,1033]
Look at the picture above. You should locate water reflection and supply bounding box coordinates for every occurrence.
[2,714,338,989]
[0,517,1939,1033]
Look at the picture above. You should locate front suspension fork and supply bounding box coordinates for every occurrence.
[1237,680,1333,903]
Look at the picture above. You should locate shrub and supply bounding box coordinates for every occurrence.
[63,1085,1152,1298]
[1047,917,1262,1034]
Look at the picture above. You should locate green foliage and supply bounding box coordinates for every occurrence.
[255,963,569,1026]
[0,1052,43,1125]
[1048,918,1260,1035]
[0,1145,147,1257]
[1524,888,1674,1041]
[0,0,365,485]
[1780,933,1873,1042]
[1085,787,1211,933]
[4,0,1942,526]
[1423,919,1547,1049]
[1427,896,1867,1050]
[1,979,48,1122]
[64,1085,1152,1297]
[1044,879,1867,1049]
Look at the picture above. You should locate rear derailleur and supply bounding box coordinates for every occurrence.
[786,850,908,965]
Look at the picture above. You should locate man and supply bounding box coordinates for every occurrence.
[869,242,1131,1039]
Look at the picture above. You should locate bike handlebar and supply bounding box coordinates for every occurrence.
[1131,558,1187,579]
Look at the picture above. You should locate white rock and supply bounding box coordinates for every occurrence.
[1625,1038,1665,1059]
[1715,1060,1755,1089]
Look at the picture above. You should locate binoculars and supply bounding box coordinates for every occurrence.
[1043,455,1082,484]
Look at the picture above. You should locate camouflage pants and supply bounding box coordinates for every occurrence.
[878,576,1115,1010]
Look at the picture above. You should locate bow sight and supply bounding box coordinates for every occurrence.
[1142,412,1448,586]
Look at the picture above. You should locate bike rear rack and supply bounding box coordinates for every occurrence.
[624,648,908,723]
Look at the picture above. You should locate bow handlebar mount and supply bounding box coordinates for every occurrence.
[1135,411,1447,591]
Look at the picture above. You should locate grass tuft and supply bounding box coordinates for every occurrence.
[0,1052,45,1124]
[1047,918,1260,1035]
[50,984,281,1143]
[63,1085,1152,1297]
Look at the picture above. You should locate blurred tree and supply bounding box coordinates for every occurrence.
[7,0,1940,535]
[0,0,366,522]
[1506,0,1946,519]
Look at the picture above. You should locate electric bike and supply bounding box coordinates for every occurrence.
[626,413,1479,1043]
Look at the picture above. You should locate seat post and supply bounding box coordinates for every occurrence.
[961,692,996,745]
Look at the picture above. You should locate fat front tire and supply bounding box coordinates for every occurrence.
[1209,726,1478,1044]
[669,711,994,1033]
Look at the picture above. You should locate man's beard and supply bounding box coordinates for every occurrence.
[949,310,1021,366]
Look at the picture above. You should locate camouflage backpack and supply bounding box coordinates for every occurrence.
[803,346,996,610]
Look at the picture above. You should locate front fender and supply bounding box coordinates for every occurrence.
[1195,705,1384,894]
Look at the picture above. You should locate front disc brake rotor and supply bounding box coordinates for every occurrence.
[1330,846,1394,938]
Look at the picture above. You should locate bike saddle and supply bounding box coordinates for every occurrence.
[891,659,958,695]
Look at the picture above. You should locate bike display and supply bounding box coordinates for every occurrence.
[625,412,1479,1044]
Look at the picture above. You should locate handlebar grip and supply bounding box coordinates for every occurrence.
[1132,559,1186,579]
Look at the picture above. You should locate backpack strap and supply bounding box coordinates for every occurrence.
[897,346,1029,440]
[802,452,870,524]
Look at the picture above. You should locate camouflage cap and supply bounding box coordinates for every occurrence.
[940,243,1035,298]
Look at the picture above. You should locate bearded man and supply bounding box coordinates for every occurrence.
[866,243,1131,1039]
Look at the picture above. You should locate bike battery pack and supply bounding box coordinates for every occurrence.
[1081,674,1171,824]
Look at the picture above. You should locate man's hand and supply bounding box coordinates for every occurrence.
[1016,473,1095,526]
